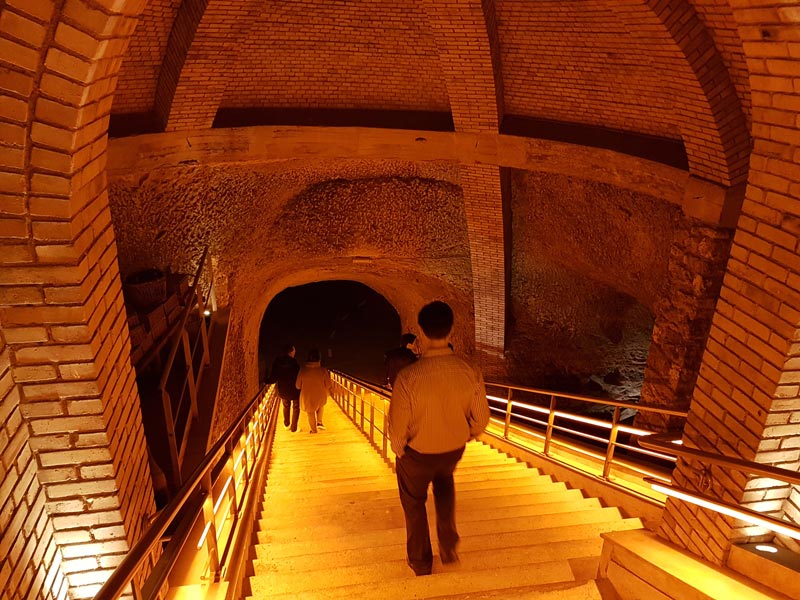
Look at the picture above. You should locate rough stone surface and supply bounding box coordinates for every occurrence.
[108,159,475,437]
[508,170,682,400]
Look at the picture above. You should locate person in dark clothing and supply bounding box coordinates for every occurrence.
[384,333,418,388]
[268,343,301,432]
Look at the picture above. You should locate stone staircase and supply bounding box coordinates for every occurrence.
[244,404,643,599]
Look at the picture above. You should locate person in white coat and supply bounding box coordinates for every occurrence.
[295,348,333,433]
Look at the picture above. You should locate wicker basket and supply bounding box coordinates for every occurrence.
[124,269,167,309]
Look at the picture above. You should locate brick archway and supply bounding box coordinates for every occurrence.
[0,1,155,597]
[660,2,800,564]
[210,264,474,440]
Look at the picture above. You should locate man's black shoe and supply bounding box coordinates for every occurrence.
[440,548,459,564]
[407,559,432,576]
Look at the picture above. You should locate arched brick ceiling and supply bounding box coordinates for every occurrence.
[690,0,751,125]
[108,0,748,186]
[220,0,449,112]
[497,0,677,138]
[113,0,182,114]
[110,0,749,133]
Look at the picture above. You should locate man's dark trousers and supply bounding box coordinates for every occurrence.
[281,397,299,431]
[396,445,465,575]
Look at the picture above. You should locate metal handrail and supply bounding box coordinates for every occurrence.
[331,370,800,542]
[94,383,279,600]
[639,432,800,486]
[329,372,685,485]
[157,247,215,489]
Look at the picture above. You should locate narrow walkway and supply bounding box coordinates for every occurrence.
[246,402,642,599]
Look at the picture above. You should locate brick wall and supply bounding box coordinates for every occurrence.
[113,0,182,115]
[0,0,156,597]
[605,0,749,188]
[222,0,449,112]
[156,0,264,131]
[498,0,676,138]
[0,330,66,600]
[661,2,800,565]
[423,0,508,365]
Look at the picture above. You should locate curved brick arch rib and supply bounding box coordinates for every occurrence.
[155,0,263,131]
[0,0,155,597]
[607,0,750,187]
[422,0,503,132]
[423,0,509,364]
[659,5,800,563]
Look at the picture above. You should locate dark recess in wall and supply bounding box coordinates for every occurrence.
[501,115,689,170]
[212,108,455,131]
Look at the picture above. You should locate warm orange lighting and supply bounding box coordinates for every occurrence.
[234,450,245,471]
[617,424,652,436]
[650,481,800,540]
[213,476,233,514]
[197,521,213,549]
[615,441,677,462]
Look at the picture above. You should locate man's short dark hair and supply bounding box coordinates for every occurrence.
[401,333,416,347]
[417,301,453,340]
[307,348,321,362]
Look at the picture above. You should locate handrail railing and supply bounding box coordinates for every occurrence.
[329,370,686,487]
[94,383,279,600]
[330,369,800,544]
[157,247,215,489]
[483,381,687,485]
[639,433,800,540]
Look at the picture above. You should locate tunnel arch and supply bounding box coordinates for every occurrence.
[257,280,405,386]
[210,262,475,439]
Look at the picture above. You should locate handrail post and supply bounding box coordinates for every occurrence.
[196,284,211,367]
[360,392,366,431]
[543,395,557,456]
[369,401,375,445]
[604,406,621,480]
[503,387,513,439]
[181,329,199,420]
[225,440,240,531]
[161,388,182,490]
[200,473,221,582]
[381,397,388,459]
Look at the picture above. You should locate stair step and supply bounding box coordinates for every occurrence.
[260,487,591,519]
[431,580,602,600]
[256,517,642,561]
[250,558,577,599]
[252,536,604,577]
[258,498,603,533]
[262,473,561,501]
[261,479,573,509]
[258,506,623,544]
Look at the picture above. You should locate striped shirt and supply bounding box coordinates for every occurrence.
[388,347,490,456]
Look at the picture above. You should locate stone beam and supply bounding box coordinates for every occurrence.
[108,126,739,228]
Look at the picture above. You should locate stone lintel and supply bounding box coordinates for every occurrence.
[108,126,688,205]
[682,177,746,228]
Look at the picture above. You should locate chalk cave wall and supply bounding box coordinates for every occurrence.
[108,160,703,436]
[508,170,683,401]
[108,159,475,435]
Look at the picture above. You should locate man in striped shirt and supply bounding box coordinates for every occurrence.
[388,301,490,576]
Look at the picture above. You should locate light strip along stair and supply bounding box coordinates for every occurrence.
[245,402,643,599]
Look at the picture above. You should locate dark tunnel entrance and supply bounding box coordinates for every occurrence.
[258,280,401,387]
